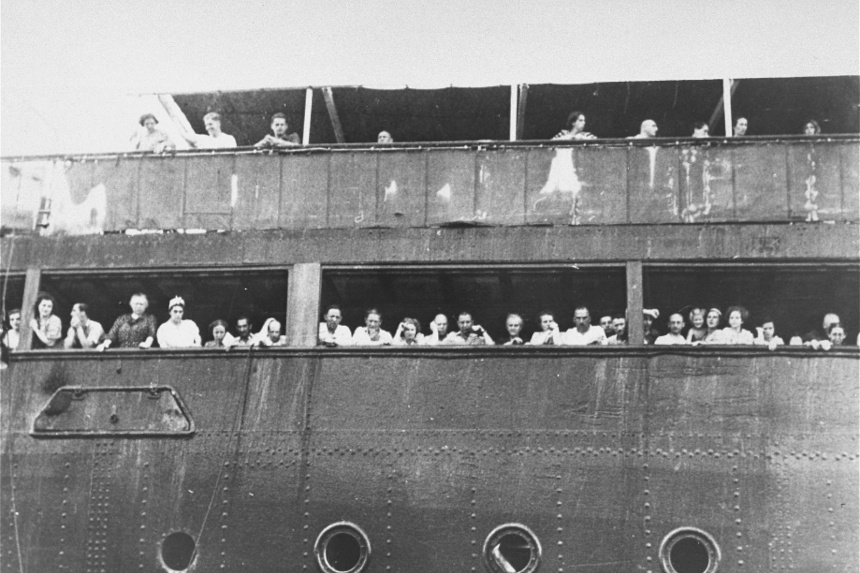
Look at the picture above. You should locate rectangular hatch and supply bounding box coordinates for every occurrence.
[31,386,195,437]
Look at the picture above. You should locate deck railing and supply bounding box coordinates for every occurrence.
[2,136,857,235]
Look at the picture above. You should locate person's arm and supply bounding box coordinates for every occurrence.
[64,326,77,349]
[98,317,121,351]
[191,323,201,347]
[141,315,157,348]
[475,326,494,346]
[30,318,52,346]
[84,323,106,349]
[254,135,273,148]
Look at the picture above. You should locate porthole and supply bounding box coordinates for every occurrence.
[659,527,721,573]
[159,531,196,572]
[314,522,371,573]
[483,523,542,573]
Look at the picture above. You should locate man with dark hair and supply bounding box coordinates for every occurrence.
[255,113,300,148]
[64,303,105,349]
[318,305,352,347]
[443,311,494,345]
[233,316,256,347]
[561,307,606,346]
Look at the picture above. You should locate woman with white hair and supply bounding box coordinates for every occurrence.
[156,296,201,348]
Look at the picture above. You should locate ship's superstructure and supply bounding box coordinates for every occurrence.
[1,78,858,573]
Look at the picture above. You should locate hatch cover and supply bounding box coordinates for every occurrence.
[31,386,194,437]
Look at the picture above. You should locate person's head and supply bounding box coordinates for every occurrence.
[139,113,158,133]
[822,313,840,331]
[643,309,659,329]
[7,309,21,331]
[828,324,846,346]
[236,316,252,337]
[538,311,556,333]
[734,117,748,136]
[692,121,709,138]
[129,293,149,315]
[324,305,343,331]
[612,316,626,334]
[433,313,449,336]
[599,315,613,336]
[506,313,524,338]
[71,303,90,322]
[35,293,55,318]
[168,296,185,324]
[668,313,685,335]
[706,308,722,329]
[566,111,586,133]
[203,112,222,136]
[210,319,228,343]
[689,308,705,329]
[804,120,821,136]
[267,319,282,342]
[573,307,591,332]
[457,312,474,335]
[364,308,382,330]
[270,113,287,137]
[400,317,420,341]
[641,120,658,138]
[760,317,775,341]
[377,131,393,144]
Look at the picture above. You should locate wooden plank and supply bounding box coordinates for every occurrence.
[787,142,843,222]
[377,151,427,227]
[92,156,140,231]
[328,152,378,228]
[840,142,860,221]
[575,146,627,224]
[426,150,477,225]
[677,146,735,222]
[280,154,328,229]
[475,148,526,226]
[524,147,575,225]
[138,156,184,229]
[628,145,680,223]
[285,262,321,347]
[232,154,282,230]
[733,143,788,221]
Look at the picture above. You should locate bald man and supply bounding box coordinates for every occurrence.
[629,119,658,139]
[655,313,688,345]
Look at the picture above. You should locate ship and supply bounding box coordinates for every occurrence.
[1,76,858,573]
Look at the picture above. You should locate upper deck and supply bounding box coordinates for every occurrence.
[2,136,858,240]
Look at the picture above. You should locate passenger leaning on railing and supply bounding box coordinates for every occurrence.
[156,296,201,348]
[443,312,494,346]
[2,309,21,351]
[529,311,560,346]
[561,306,606,346]
[553,111,596,141]
[204,319,235,349]
[63,303,105,349]
[256,318,286,347]
[754,317,784,350]
[393,318,423,346]
[30,293,62,349]
[655,314,688,345]
[318,305,352,347]
[97,293,156,351]
[352,308,393,346]
[501,313,525,346]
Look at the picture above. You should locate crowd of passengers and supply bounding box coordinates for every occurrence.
[1,293,854,355]
[131,110,827,152]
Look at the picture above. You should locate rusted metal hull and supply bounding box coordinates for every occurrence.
[2,348,857,571]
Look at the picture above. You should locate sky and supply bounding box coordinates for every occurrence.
[2,0,858,155]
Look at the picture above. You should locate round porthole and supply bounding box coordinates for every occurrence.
[483,523,542,573]
[159,531,196,572]
[314,522,371,573]
[659,527,721,573]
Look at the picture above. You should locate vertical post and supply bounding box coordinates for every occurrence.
[302,87,313,146]
[285,262,321,347]
[18,267,42,351]
[626,261,644,345]
[509,84,518,142]
[723,78,734,137]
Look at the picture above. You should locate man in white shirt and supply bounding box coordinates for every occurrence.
[655,313,688,345]
[443,312,494,346]
[629,119,658,139]
[64,303,105,349]
[318,305,352,347]
[423,313,450,346]
[561,307,606,346]
[181,112,237,149]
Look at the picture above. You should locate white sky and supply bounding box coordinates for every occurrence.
[2,0,858,155]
